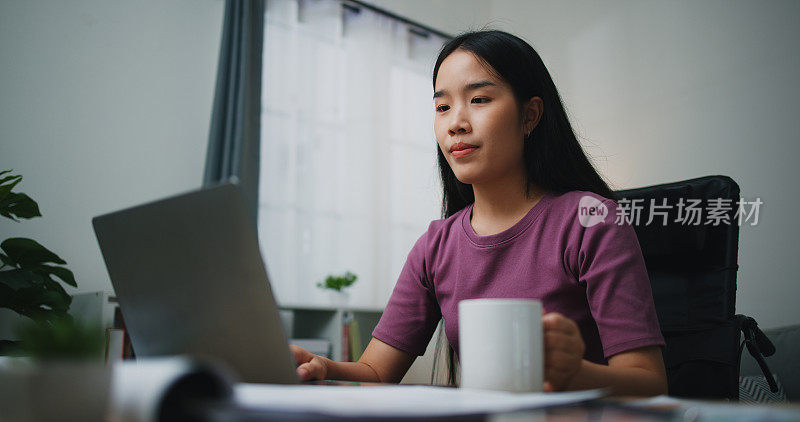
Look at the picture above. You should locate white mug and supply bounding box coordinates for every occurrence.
[458,298,543,393]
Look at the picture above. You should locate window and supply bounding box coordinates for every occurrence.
[258,0,447,308]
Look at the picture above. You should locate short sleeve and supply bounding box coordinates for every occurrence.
[372,228,442,356]
[578,199,666,359]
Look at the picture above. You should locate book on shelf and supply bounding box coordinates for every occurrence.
[348,317,363,362]
[113,306,136,360]
[105,328,125,363]
[341,313,351,362]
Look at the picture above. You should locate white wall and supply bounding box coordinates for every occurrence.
[367,0,800,329]
[0,0,224,301]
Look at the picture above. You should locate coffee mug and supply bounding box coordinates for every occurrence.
[458,298,543,392]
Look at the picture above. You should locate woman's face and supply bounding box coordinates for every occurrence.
[433,50,528,187]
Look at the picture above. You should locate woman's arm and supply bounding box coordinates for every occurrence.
[564,346,667,396]
[543,312,667,396]
[292,337,415,383]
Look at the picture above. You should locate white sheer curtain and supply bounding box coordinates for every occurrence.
[258,0,446,309]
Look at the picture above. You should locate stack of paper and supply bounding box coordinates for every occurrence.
[109,357,606,420]
[235,384,605,418]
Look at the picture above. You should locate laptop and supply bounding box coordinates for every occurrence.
[93,182,298,384]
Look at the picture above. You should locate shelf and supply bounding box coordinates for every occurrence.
[278,305,383,362]
[278,302,384,313]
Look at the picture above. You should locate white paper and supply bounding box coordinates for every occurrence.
[109,357,234,422]
[109,357,197,422]
[235,384,605,417]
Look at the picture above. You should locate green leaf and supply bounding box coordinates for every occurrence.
[0,193,41,221]
[0,297,69,326]
[34,265,77,288]
[1,238,66,267]
[1,284,56,315]
[0,266,73,318]
[41,282,71,312]
[0,252,13,267]
[15,308,54,324]
[317,271,358,291]
[0,212,18,222]
[0,173,21,187]
[0,269,36,291]
[0,283,14,308]
[15,287,69,314]
[0,175,20,185]
[13,316,105,360]
[0,170,12,177]
[0,174,22,203]
[41,274,71,301]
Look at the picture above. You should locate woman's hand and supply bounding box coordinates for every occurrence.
[542,312,585,392]
[290,344,329,381]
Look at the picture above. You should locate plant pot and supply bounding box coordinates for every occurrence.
[0,357,112,421]
[325,289,350,307]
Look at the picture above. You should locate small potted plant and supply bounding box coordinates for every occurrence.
[317,271,357,306]
[0,170,108,420]
[0,170,77,348]
[0,317,109,421]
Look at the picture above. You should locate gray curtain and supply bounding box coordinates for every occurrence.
[203,0,265,225]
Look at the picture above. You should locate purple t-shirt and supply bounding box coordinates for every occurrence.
[372,190,665,364]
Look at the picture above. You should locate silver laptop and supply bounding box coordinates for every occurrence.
[93,182,298,384]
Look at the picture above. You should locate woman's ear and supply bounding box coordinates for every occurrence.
[522,97,544,136]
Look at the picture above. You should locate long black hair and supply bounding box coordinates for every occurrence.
[434,30,614,219]
[431,30,614,386]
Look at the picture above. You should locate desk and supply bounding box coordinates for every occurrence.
[104,358,800,422]
[201,396,800,422]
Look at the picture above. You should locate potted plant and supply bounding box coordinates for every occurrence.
[0,170,77,352]
[0,317,109,421]
[317,271,357,306]
[0,170,109,420]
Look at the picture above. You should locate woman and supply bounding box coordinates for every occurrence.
[291,30,667,396]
